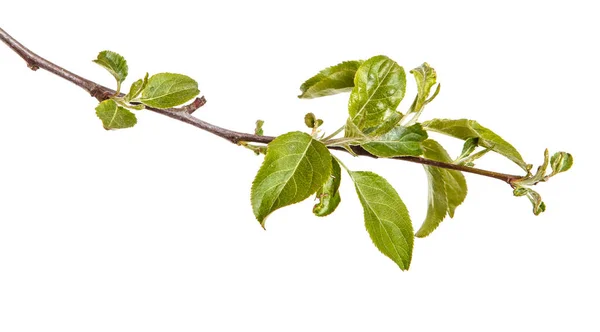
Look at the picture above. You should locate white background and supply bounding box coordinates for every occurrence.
[1,1,598,331]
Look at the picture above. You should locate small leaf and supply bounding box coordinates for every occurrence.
[93,51,128,89]
[299,60,362,99]
[409,62,437,113]
[251,132,332,226]
[456,137,479,161]
[349,171,414,270]
[255,120,264,136]
[140,73,200,109]
[423,118,528,171]
[513,187,546,215]
[550,151,573,176]
[304,113,316,128]
[124,73,148,102]
[348,56,406,130]
[416,139,468,237]
[313,158,342,217]
[95,99,137,130]
[361,124,428,158]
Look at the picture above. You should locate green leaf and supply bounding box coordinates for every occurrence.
[409,62,437,113]
[513,187,546,215]
[298,60,362,99]
[457,137,479,161]
[349,171,414,270]
[550,152,573,176]
[313,158,342,217]
[255,120,264,136]
[124,73,148,102]
[348,55,406,130]
[362,109,403,137]
[361,124,428,158]
[95,99,137,130]
[423,118,529,171]
[140,73,200,109]
[93,51,128,91]
[418,165,448,238]
[304,113,316,128]
[416,139,468,237]
[251,132,332,226]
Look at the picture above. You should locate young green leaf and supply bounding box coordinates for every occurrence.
[361,123,428,158]
[95,99,137,130]
[416,139,468,237]
[550,151,573,176]
[456,137,479,161]
[298,60,362,99]
[313,158,342,217]
[304,113,317,128]
[93,51,128,92]
[409,62,437,114]
[423,118,529,171]
[140,73,200,109]
[349,171,414,270]
[348,55,406,130]
[124,73,149,102]
[255,120,264,136]
[513,187,546,215]
[251,132,332,227]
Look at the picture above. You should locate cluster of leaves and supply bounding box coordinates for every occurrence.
[249,55,572,270]
[93,51,200,129]
[92,51,572,270]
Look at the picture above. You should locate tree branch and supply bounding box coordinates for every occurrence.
[0,27,523,185]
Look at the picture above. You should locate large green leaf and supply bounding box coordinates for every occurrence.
[416,139,468,237]
[251,132,332,226]
[313,158,342,217]
[93,51,128,89]
[423,118,529,171]
[298,60,362,99]
[95,99,137,130]
[349,171,414,270]
[361,123,428,158]
[140,73,200,109]
[348,55,406,130]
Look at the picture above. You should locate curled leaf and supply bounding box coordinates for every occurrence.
[409,62,437,115]
[304,113,316,128]
[124,73,149,102]
[513,187,546,215]
[313,158,342,217]
[299,60,362,99]
[416,139,468,237]
[550,152,573,176]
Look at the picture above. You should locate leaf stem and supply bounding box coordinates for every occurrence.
[0,27,524,185]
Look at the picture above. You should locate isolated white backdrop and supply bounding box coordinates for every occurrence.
[1,1,598,331]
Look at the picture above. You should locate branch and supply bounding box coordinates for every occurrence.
[0,27,523,185]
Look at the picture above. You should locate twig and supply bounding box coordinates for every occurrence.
[0,27,523,184]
